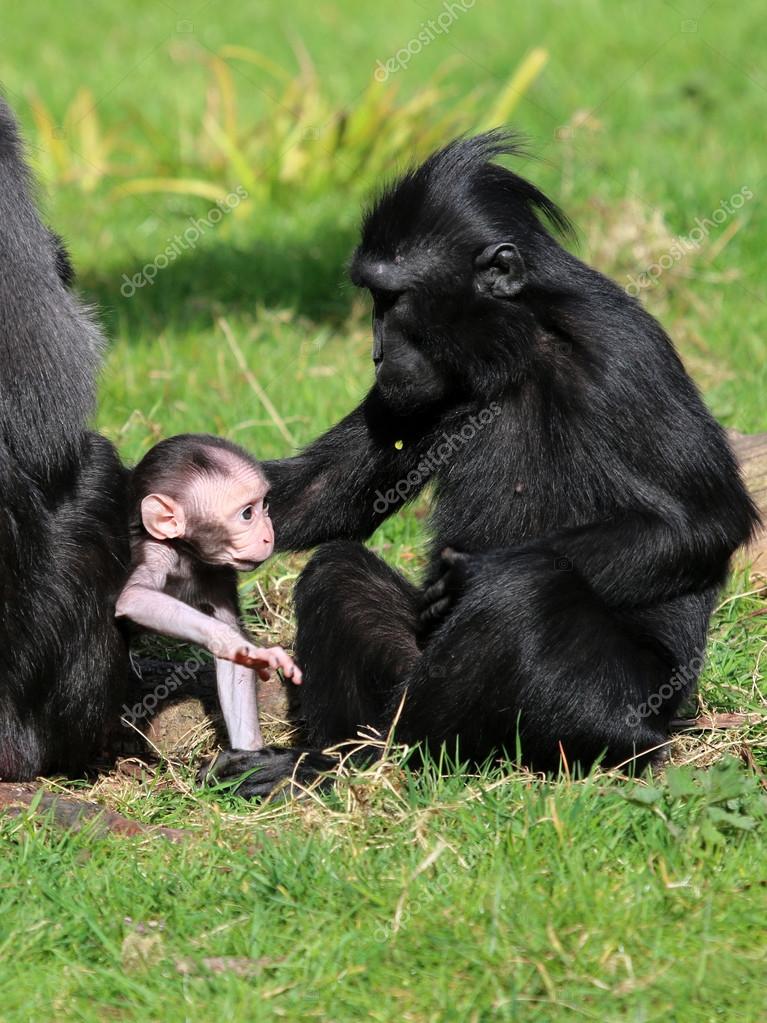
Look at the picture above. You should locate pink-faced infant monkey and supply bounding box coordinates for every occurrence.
[116,434,301,751]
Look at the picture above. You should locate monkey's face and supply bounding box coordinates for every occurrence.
[349,239,530,412]
[349,249,458,414]
[347,135,563,410]
[188,466,274,571]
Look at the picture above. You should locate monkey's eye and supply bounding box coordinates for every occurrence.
[263,502,270,516]
[240,506,254,521]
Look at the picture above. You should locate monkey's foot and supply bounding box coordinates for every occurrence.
[197,746,339,799]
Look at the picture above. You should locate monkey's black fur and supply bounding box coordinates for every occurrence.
[207,133,760,796]
[0,97,129,780]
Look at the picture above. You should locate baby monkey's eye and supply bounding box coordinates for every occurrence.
[240,506,254,521]
[263,502,269,516]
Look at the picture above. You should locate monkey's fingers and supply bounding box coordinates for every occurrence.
[419,564,460,622]
[242,646,301,683]
[268,647,303,684]
[420,595,453,626]
[441,546,472,570]
[421,573,451,607]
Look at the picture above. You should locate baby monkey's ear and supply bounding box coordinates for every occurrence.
[141,494,186,540]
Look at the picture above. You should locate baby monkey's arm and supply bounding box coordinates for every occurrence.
[116,543,234,651]
[115,543,302,680]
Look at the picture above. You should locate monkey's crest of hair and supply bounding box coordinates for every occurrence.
[358,130,574,260]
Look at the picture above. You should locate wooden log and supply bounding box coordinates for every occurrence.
[0,782,189,839]
[729,430,767,573]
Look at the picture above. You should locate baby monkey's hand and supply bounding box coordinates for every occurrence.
[236,643,303,684]
[210,628,302,682]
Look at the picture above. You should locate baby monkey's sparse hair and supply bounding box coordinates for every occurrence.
[130,433,265,521]
[129,433,272,568]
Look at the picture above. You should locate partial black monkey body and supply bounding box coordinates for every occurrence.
[0,97,129,779]
[116,434,301,750]
[204,132,758,796]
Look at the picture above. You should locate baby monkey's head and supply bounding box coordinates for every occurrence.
[131,434,274,571]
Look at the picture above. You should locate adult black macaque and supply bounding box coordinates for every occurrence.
[206,132,758,796]
[0,97,129,779]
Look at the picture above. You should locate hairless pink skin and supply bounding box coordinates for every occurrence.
[116,456,301,751]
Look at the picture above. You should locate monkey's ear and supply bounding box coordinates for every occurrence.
[474,242,527,299]
[141,494,186,540]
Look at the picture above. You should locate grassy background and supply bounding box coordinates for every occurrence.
[1,1,766,1020]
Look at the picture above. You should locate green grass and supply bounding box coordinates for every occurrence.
[2,759,767,1022]
[1,1,766,1020]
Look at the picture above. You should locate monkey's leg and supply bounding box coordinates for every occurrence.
[199,541,421,797]
[392,550,713,772]
[204,597,264,751]
[293,540,421,745]
[214,659,262,751]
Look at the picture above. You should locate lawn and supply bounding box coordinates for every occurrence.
[1,1,766,1020]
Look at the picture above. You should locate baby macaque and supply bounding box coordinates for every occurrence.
[116,434,301,751]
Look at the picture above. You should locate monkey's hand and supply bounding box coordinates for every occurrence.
[419,547,472,631]
[211,630,302,684]
[241,644,303,685]
[198,747,339,800]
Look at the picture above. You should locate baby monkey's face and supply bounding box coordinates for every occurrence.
[186,462,274,571]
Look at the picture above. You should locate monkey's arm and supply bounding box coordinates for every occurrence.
[423,506,748,624]
[264,389,440,550]
[536,509,748,607]
[115,546,263,664]
[116,555,235,651]
[117,567,299,672]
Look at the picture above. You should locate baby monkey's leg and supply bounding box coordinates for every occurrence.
[211,604,263,751]
[214,656,263,751]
